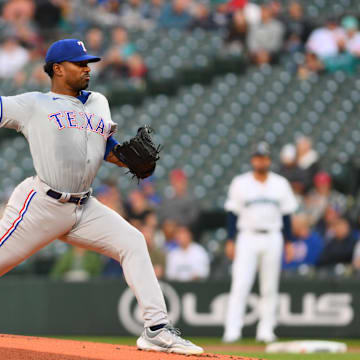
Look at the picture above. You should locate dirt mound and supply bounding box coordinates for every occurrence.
[0,334,264,360]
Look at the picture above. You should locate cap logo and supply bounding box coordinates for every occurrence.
[77,41,87,52]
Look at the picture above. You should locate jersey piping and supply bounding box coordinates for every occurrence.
[0,189,37,247]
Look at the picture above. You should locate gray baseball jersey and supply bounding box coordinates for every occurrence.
[0,91,117,193]
[0,90,168,329]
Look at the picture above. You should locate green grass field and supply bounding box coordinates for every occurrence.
[56,336,360,360]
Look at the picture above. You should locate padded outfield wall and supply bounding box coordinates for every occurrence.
[0,277,359,338]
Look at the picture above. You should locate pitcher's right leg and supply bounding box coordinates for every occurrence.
[0,177,76,276]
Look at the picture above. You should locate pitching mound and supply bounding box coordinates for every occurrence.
[0,334,263,360]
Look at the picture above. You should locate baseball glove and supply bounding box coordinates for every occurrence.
[113,125,161,180]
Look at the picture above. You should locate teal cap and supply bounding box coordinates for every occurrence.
[341,16,358,30]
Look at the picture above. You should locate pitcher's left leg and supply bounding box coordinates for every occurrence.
[63,197,168,327]
[63,197,203,355]
[256,232,283,342]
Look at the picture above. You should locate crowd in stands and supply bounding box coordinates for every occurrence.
[1,0,360,91]
[1,0,360,280]
[4,141,360,281]
[278,136,360,277]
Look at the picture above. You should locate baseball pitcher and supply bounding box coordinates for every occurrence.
[0,39,203,355]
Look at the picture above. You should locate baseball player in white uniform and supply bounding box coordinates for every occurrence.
[223,142,297,343]
[0,39,203,355]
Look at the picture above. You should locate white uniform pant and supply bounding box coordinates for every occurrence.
[0,176,168,328]
[224,230,283,339]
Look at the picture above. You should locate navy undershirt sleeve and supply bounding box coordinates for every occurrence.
[104,135,119,160]
[226,212,238,240]
[282,214,293,241]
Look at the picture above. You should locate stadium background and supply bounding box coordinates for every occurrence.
[1,0,360,347]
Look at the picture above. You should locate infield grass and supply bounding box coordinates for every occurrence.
[55,336,360,360]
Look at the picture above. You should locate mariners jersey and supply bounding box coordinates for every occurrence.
[0,91,117,193]
[225,171,298,232]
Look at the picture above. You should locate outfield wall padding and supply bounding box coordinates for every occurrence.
[0,277,359,337]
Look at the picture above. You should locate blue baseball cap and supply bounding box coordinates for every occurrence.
[45,39,101,64]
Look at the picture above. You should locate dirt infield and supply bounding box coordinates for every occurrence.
[0,334,263,360]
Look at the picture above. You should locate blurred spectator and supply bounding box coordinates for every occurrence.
[190,3,218,31]
[282,1,313,53]
[141,0,164,24]
[144,209,158,229]
[85,27,106,57]
[0,36,29,79]
[317,218,357,267]
[85,27,106,77]
[51,246,102,281]
[95,0,122,27]
[13,46,49,87]
[143,209,164,248]
[322,38,358,75]
[227,0,261,26]
[95,181,126,218]
[247,5,284,65]
[243,1,261,26]
[17,61,49,88]
[120,0,154,31]
[158,0,193,30]
[279,143,307,200]
[2,0,35,24]
[306,17,345,59]
[227,0,247,11]
[315,205,342,238]
[69,0,115,29]
[297,51,324,80]
[99,26,137,80]
[126,189,152,228]
[109,26,137,59]
[127,53,148,81]
[210,231,235,279]
[161,219,179,252]
[2,0,41,48]
[166,226,210,281]
[295,136,319,190]
[212,2,231,30]
[33,0,62,34]
[352,240,360,274]
[342,15,360,57]
[224,9,247,55]
[305,172,347,226]
[268,0,282,19]
[282,214,324,270]
[158,168,200,228]
[141,224,166,279]
[140,176,161,207]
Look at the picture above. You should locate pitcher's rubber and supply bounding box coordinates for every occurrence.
[0,334,264,360]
